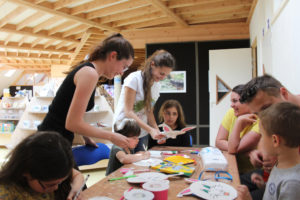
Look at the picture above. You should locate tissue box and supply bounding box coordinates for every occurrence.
[199,147,228,171]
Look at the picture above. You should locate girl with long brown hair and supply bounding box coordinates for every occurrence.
[114,50,176,152]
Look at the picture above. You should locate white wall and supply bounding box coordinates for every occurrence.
[0,69,23,96]
[250,0,300,94]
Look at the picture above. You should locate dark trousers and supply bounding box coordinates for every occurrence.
[240,169,265,200]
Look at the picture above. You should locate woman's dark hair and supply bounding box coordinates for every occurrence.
[158,99,186,129]
[232,84,245,96]
[66,33,134,74]
[140,50,176,111]
[0,131,74,198]
[114,118,141,137]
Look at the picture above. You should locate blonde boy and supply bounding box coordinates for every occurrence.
[238,102,300,200]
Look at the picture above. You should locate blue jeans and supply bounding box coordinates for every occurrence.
[134,135,149,153]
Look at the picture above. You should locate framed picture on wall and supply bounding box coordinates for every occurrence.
[159,71,186,93]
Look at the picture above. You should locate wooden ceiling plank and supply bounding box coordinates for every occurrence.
[62,24,90,37]
[71,0,122,15]
[0,51,70,60]
[147,0,188,27]
[122,17,173,29]
[54,0,83,10]
[31,37,43,47]
[48,20,76,35]
[99,5,155,24]
[0,24,80,43]
[246,0,258,24]
[55,41,68,50]
[16,12,44,30]
[112,11,165,27]
[67,43,78,51]
[69,30,91,65]
[86,0,148,20]
[175,0,252,14]
[0,0,8,8]
[168,0,225,9]
[186,12,249,24]
[0,6,27,28]
[7,0,119,32]
[33,16,61,33]
[44,39,55,48]
[4,34,12,45]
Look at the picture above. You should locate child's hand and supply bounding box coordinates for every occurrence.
[237,185,252,200]
[251,173,265,189]
[67,189,86,200]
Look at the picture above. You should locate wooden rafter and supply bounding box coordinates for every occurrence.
[147,0,188,27]
[69,29,92,65]
[16,12,44,30]
[0,6,26,28]
[7,0,119,32]
[33,16,62,33]
[54,0,83,10]
[0,41,73,54]
[0,24,80,44]
[71,0,122,15]
[48,21,76,35]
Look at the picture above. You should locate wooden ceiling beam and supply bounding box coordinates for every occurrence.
[31,37,43,48]
[33,16,62,33]
[69,30,92,65]
[71,0,122,15]
[86,0,148,20]
[7,0,119,32]
[48,21,76,35]
[0,24,80,44]
[0,41,73,54]
[0,6,27,28]
[62,24,91,37]
[0,52,70,60]
[168,0,226,9]
[147,0,188,27]
[16,12,44,30]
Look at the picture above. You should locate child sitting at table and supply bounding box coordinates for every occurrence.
[237,102,300,200]
[106,118,150,175]
[0,131,85,200]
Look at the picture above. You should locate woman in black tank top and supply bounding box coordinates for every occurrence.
[38,33,134,151]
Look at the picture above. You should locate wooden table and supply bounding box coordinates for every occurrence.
[83,146,240,199]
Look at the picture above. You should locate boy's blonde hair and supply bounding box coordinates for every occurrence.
[114,118,141,137]
[258,102,300,147]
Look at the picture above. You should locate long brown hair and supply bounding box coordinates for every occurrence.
[65,33,134,75]
[140,50,175,111]
[158,99,186,129]
[0,131,74,199]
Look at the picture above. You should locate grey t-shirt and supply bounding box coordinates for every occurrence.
[263,163,300,200]
[106,145,133,176]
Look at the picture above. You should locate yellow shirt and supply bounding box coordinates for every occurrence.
[221,108,260,174]
[0,183,54,200]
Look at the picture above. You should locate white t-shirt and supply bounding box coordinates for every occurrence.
[114,71,160,138]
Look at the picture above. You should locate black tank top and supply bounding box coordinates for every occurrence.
[38,62,96,143]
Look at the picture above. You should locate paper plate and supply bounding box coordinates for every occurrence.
[189,180,237,200]
[88,197,114,200]
[127,172,168,183]
[124,189,154,200]
[133,158,162,167]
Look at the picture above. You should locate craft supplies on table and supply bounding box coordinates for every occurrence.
[199,147,228,170]
[88,197,114,200]
[133,158,162,167]
[108,175,136,181]
[151,162,195,176]
[177,180,237,200]
[163,155,195,165]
